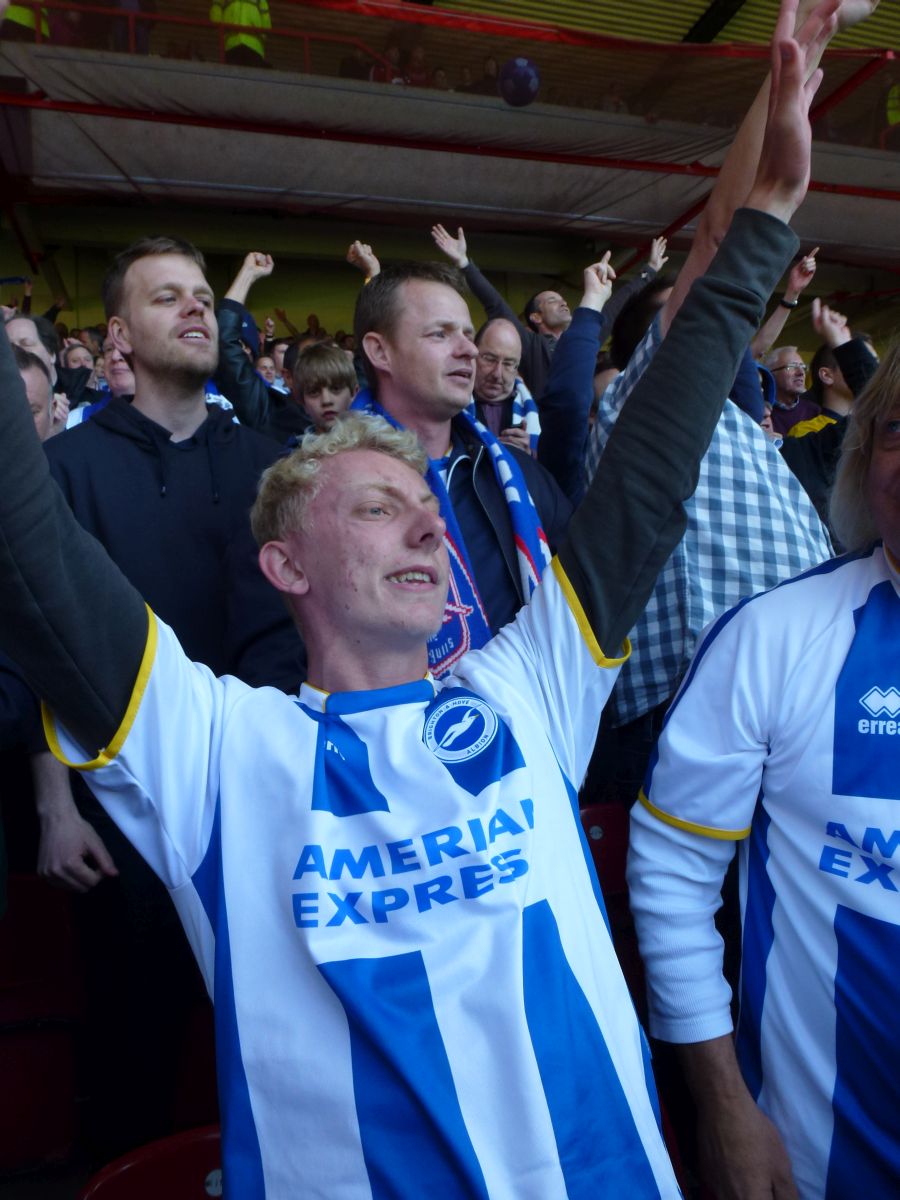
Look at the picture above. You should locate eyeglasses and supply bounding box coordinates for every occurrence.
[772,362,806,372]
[478,352,519,371]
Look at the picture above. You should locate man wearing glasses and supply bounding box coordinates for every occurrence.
[765,344,820,435]
[471,318,539,456]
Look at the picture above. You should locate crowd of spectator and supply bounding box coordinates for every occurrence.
[0,0,897,1197]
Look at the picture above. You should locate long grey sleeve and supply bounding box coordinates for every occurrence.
[0,327,147,754]
[462,260,532,347]
[558,208,799,654]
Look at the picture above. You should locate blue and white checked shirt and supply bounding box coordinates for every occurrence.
[584,317,833,727]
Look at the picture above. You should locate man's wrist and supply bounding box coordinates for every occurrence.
[779,295,800,309]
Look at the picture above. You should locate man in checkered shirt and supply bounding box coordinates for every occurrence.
[583,0,841,800]
[586,318,831,737]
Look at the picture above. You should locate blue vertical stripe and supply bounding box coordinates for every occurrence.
[319,951,489,1200]
[735,799,775,1101]
[832,581,900,800]
[826,906,900,1198]
[192,801,266,1198]
[522,900,662,1198]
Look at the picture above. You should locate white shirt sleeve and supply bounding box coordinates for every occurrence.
[44,612,239,888]
[627,600,773,1043]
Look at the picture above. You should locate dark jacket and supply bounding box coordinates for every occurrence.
[213,298,279,438]
[447,415,572,632]
[779,337,879,542]
[536,306,604,508]
[44,397,304,691]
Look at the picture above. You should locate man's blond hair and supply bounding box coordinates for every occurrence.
[251,412,428,546]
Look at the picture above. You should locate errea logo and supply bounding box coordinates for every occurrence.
[858,687,900,736]
[859,687,900,718]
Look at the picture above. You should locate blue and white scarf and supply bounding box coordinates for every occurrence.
[467,377,541,455]
[353,391,551,676]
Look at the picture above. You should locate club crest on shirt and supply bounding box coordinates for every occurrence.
[424,695,498,763]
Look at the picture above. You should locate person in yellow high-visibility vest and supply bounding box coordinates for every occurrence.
[1,0,49,42]
[885,82,900,151]
[209,0,270,68]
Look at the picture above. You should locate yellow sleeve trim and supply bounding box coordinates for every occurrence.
[638,788,751,841]
[550,557,631,668]
[787,413,836,439]
[41,606,158,773]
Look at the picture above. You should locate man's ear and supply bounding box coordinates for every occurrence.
[818,366,834,388]
[108,315,133,358]
[362,331,390,375]
[526,311,542,330]
[258,540,310,596]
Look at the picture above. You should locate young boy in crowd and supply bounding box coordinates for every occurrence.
[293,342,357,432]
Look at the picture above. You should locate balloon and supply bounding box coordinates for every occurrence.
[498,57,541,108]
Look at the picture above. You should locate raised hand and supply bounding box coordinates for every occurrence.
[264,316,276,338]
[746,0,840,223]
[431,224,469,268]
[811,296,850,347]
[834,0,880,31]
[580,252,617,312]
[225,252,274,305]
[49,393,70,438]
[649,236,669,272]
[241,251,274,282]
[346,240,381,279]
[787,246,818,296]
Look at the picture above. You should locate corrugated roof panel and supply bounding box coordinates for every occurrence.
[714,0,899,48]
[442,0,898,51]
[441,0,711,42]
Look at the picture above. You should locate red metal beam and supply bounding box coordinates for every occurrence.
[2,89,898,206]
[614,193,710,274]
[810,52,894,123]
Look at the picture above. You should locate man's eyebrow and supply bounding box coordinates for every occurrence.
[152,282,214,298]
[425,318,474,336]
[352,481,439,508]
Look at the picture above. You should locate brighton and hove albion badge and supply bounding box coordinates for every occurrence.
[424,695,499,763]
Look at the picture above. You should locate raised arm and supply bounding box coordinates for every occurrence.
[0,326,147,754]
[537,256,616,506]
[559,0,826,655]
[660,0,877,336]
[751,245,818,357]
[214,250,275,430]
[431,223,534,347]
[600,236,667,331]
[346,240,381,282]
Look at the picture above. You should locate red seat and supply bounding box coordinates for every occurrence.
[79,1126,221,1199]
[580,801,629,895]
